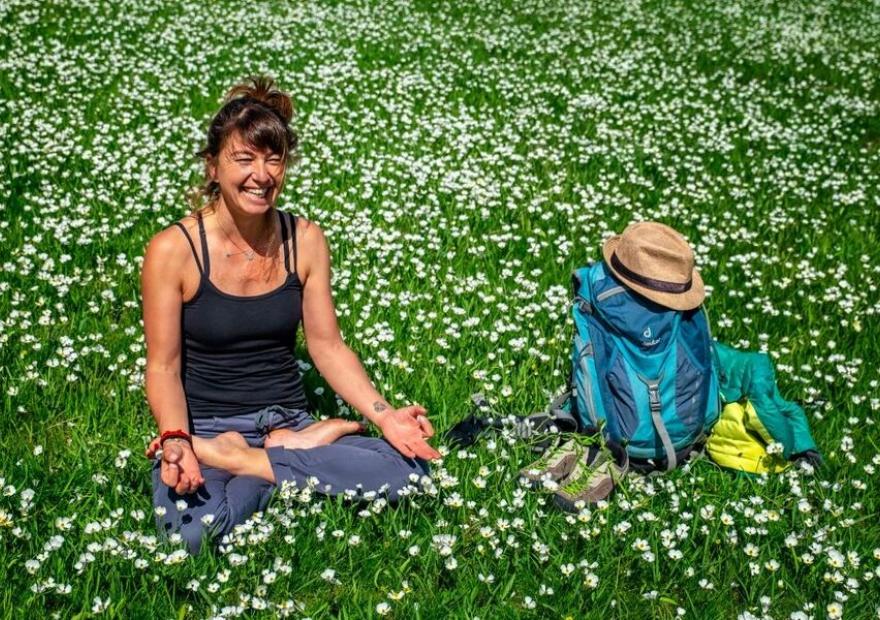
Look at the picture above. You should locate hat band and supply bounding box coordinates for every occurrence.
[610,252,693,294]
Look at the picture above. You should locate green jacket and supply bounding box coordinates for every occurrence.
[711,341,819,460]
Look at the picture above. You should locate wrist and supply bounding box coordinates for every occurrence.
[368,401,393,427]
[160,429,193,448]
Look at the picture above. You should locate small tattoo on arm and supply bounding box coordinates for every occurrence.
[372,401,389,414]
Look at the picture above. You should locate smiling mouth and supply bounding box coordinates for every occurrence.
[242,187,271,198]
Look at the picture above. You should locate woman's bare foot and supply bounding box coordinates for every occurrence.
[148,432,275,483]
[189,432,276,482]
[192,432,252,473]
[264,418,365,450]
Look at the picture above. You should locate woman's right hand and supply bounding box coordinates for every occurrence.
[376,404,442,461]
[148,439,205,495]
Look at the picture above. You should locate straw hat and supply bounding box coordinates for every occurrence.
[602,221,705,311]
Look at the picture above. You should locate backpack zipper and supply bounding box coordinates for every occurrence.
[596,286,626,302]
[577,340,599,427]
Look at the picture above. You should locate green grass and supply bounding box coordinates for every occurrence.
[1,0,879,618]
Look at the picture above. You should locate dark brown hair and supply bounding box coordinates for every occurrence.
[189,75,298,212]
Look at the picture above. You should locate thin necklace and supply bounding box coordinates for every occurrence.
[217,212,275,261]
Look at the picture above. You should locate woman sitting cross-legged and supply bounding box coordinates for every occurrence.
[141,75,441,554]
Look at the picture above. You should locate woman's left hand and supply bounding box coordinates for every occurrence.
[377,405,442,461]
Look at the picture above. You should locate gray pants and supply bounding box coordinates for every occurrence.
[152,404,429,553]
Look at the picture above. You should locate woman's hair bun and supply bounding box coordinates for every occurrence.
[225,75,293,125]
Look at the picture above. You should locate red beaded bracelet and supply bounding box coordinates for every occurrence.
[160,429,193,448]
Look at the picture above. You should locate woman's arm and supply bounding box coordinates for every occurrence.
[298,220,440,460]
[141,226,205,493]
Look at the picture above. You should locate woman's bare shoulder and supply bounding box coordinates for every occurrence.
[292,216,325,246]
[287,215,329,285]
[143,215,200,273]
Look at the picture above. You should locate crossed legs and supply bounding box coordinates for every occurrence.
[159,418,364,483]
[152,417,428,553]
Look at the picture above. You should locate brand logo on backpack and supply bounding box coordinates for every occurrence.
[641,326,661,347]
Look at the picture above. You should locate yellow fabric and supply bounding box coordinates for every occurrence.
[706,401,789,474]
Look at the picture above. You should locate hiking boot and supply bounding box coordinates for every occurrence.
[519,439,583,489]
[553,441,629,512]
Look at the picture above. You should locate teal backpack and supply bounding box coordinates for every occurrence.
[564,261,721,470]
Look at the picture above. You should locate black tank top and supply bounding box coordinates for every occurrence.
[173,209,309,419]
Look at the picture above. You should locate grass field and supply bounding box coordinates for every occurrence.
[2,0,880,617]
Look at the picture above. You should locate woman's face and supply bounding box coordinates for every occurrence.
[208,131,286,215]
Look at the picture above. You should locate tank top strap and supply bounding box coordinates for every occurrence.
[278,209,292,275]
[173,221,204,275]
[291,213,298,275]
[196,211,211,277]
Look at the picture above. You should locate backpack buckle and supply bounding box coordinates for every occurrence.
[647,383,661,413]
[575,296,592,315]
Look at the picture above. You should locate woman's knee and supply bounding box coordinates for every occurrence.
[382,456,430,501]
[180,520,208,554]
[152,466,232,555]
[160,517,211,555]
